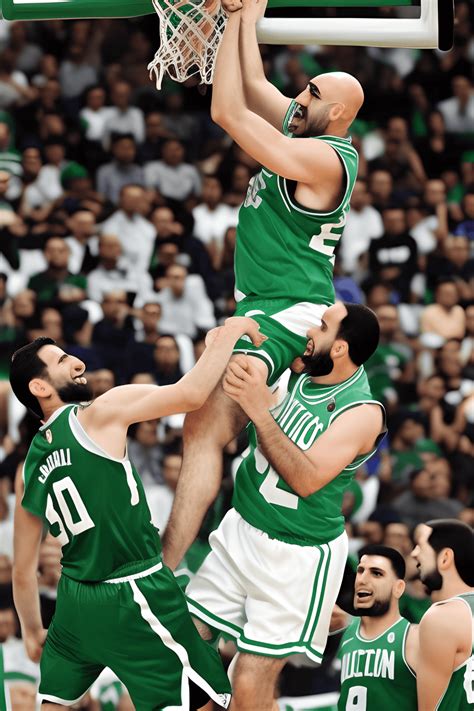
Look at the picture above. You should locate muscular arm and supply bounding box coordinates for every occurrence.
[417,604,464,711]
[12,498,46,663]
[81,318,262,429]
[239,6,291,128]
[224,358,382,497]
[253,404,382,496]
[211,6,340,184]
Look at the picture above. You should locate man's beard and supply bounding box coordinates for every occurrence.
[301,348,334,376]
[420,567,443,594]
[300,108,331,138]
[352,597,391,618]
[57,381,93,404]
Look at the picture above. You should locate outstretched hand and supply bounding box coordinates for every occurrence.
[221,0,243,12]
[223,355,273,421]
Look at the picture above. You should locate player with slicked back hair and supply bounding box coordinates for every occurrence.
[412,519,474,711]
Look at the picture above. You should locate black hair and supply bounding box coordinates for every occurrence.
[110,132,135,147]
[9,338,55,418]
[337,303,380,366]
[358,544,406,580]
[426,519,474,586]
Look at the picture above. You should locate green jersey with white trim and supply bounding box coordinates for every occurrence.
[233,367,384,545]
[22,405,161,582]
[337,617,417,710]
[234,100,358,304]
[436,593,474,710]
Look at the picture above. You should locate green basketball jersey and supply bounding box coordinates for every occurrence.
[0,646,5,711]
[22,405,161,582]
[436,593,474,711]
[232,367,384,545]
[337,617,417,710]
[234,101,358,305]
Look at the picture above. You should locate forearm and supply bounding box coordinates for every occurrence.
[240,17,268,102]
[180,324,249,405]
[254,410,316,496]
[12,569,43,634]
[211,11,245,122]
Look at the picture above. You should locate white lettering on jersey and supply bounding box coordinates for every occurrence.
[39,448,72,483]
[244,170,269,209]
[341,648,395,683]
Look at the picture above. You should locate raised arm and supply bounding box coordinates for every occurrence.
[238,0,292,129]
[82,317,264,428]
[223,359,383,496]
[211,2,342,185]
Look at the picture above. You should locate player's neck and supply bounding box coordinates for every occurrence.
[360,608,401,639]
[310,363,358,386]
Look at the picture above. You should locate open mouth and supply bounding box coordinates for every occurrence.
[74,376,87,385]
[356,591,373,600]
[288,104,306,132]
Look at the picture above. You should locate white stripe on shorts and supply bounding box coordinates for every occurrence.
[105,560,163,584]
[130,581,231,710]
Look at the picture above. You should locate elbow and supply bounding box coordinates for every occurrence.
[183,387,206,413]
[210,103,226,128]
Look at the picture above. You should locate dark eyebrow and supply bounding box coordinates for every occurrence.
[308,81,321,99]
[58,353,68,364]
[369,567,385,575]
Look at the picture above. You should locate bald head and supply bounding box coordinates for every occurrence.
[314,72,364,125]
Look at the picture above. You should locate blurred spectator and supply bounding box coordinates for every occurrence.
[92,289,135,378]
[157,264,216,338]
[152,335,183,386]
[79,84,109,143]
[138,111,174,163]
[454,191,474,243]
[64,208,99,274]
[437,75,474,135]
[127,419,164,487]
[144,139,202,204]
[58,41,98,102]
[102,80,145,149]
[392,460,464,527]
[192,175,238,269]
[0,48,36,110]
[368,206,418,302]
[96,133,144,205]
[420,277,466,340]
[87,233,152,303]
[340,178,383,275]
[27,236,87,310]
[367,170,394,212]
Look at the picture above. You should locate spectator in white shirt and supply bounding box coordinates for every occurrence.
[64,209,99,274]
[144,139,201,204]
[102,80,145,150]
[100,184,155,277]
[437,75,474,135]
[340,178,384,275]
[87,233,153,303]
[80,85,109,143]
[157,263,216,338]
[58,42,98,101]
[192,175,238,268]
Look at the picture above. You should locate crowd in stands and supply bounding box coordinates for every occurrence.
[0,2,472,706]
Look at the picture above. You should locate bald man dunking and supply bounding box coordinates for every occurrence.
[163,0,365,579]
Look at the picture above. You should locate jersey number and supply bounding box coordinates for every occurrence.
[345,686,367,711]
[45,476,95,546]
[254,447,299,510]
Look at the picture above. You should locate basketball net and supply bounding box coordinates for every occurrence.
[148,0,228,88]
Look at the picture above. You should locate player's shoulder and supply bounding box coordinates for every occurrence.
[420,597,469,634]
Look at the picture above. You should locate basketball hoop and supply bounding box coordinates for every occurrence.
[147,0,228,88]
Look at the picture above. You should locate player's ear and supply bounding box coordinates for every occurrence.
[393,579,406,600]
[438,547,454,571]
[329,102,345,122]
[29,378,53,399]
[331,339,348,360]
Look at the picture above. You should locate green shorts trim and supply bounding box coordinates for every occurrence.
[233,298,326,385]
[186,596,323,664]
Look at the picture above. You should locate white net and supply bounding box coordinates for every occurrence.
[148,0,228,89]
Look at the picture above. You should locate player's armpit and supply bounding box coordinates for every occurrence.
[417,605,460,711]
[304,404,383,493]
[213,107,342,186]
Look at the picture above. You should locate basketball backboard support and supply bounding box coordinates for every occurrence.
[0,0,454,50]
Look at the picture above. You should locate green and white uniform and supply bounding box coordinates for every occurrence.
[22,404,231,710]
[187,368,384,662]
[338,617,417,710]
[433,593,474,710]
[233,102,359,384]
[0,646,6,711]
